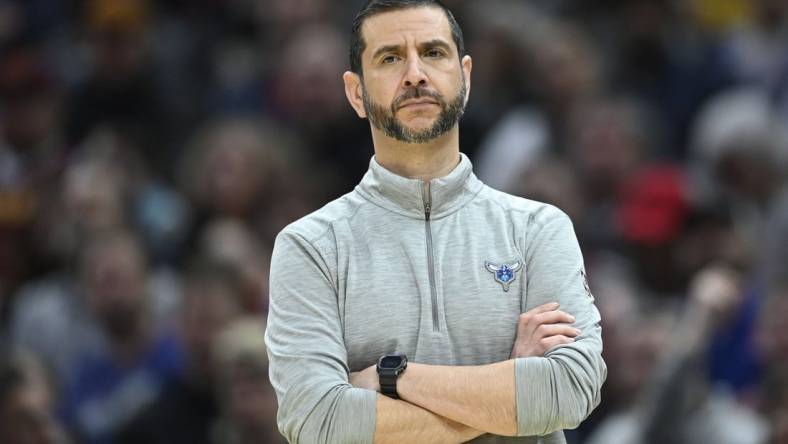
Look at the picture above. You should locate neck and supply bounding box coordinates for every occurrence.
[371,127,461,181]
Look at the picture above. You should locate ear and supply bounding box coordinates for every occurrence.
[343,71,367,119]
[461,55,472,105]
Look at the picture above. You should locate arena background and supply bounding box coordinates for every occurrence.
[1,0,787,443]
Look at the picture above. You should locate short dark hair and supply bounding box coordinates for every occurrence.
[349,0,465,76]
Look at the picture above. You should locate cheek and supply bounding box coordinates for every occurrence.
[430,63,463,87]
[368,90,395,109]
[364,73,400,104]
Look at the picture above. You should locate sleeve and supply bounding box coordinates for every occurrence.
[265,230,378,444]
[514,207,607,436]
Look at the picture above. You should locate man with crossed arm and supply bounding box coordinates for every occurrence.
[265,1,606,442]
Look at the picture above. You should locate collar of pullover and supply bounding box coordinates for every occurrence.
[355,153,483,220]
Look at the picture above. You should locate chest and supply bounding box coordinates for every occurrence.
[336,213,526,370]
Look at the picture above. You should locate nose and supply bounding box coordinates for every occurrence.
[402,56,428,88]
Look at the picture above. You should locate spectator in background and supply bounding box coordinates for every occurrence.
[474,14,603,192]
[529,21,602,145]
[616,165,692,294]
[59,229,183,444]
[585,266,769,444]
[690,87,788,282]
[567,97,654,208]
[9,154,128,385]
[691,88,787,230]
[64,0,174,179]
[60,128,191,266]
[272,23,372,195]
[212,318,283,444]
[0,349,71,444]
[179,116,314,248]
[198,218,270,314]
[36,146,129,266]
[11,146,182,385]
[457,1,548,160]
[564,96,658,257]
[117,260,245,444]
[688,86,788,396]
[0,41,65,319]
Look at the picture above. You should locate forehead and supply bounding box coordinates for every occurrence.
[361,6,454,51]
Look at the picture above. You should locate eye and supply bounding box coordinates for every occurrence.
[425,49,445,58]
[381,54,400,64]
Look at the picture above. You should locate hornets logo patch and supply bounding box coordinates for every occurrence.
[485,260,522,292]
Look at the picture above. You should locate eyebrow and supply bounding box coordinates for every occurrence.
[371,44,402,62]
[370,39,454,62]
[419,39,452,53]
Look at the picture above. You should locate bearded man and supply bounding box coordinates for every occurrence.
[265,1,606,443]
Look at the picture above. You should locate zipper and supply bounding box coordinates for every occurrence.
[422,181,440,331]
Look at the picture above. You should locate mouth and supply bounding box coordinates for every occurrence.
[398,100,439,110]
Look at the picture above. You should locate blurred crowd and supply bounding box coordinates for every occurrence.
[0,0,786,443]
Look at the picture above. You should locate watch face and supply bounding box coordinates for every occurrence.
[379,356,404,369]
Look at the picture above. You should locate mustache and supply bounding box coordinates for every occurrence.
[392,87,446,111]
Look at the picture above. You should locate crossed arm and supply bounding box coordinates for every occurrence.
[268,211,604,443]
[370,391,484,444]
[350,303,580,443]
[365,361,514,443]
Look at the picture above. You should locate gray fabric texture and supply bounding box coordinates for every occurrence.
[266,153,606,443]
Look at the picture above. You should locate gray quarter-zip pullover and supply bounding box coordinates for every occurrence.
[266,153,606,443]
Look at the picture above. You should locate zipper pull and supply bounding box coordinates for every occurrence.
[422,181,432,220]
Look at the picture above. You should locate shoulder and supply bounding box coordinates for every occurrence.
[10,275,82,337]
[12,275,75,313]
[477,184,572,229]
[275,190,367,249]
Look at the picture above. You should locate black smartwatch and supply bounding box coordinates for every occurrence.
[377,353,408,399]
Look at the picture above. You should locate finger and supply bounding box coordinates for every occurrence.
[534,324,581,339]
[539,335,576,353]
[529,301,560,314]
[518,310,575,337]
[533,310,576,326]
[516,303,561,335]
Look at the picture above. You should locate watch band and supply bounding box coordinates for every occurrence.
[380,371,399,399]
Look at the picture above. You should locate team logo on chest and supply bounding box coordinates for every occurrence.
[485,260,522,292]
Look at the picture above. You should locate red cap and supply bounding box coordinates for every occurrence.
[616,165,689,246]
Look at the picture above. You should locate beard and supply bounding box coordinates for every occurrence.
[362,79,467,144]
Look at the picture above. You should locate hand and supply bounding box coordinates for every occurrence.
[511,302,580,358]
[349,364,380,392]
[689,266,741,320]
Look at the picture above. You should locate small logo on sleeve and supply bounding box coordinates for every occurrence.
[485,260,522,292]
[581,269,594,301]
